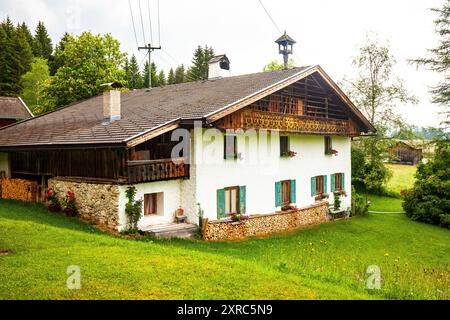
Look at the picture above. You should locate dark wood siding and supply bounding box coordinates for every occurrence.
[10,148,127,180]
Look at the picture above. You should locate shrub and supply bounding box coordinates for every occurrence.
[125,186,143,233]
[351,187,370,217]
[402,141,450,228]
[333,192,342,211]
[44,187,61,212]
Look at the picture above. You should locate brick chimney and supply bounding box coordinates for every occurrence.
[103,90,121,124]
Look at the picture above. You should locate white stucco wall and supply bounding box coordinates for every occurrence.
[0,152,10,178]
[193,130,352,221]
[118,180,182,231]
[121,130,352,229]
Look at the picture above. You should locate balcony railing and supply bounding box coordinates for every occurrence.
[127,158,189,184]
[240,110,358,136]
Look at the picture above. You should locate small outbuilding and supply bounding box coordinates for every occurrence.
[390,140,423,165]
[0,97,33,128]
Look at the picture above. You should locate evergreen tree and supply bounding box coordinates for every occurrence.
[167,68,175,85]
[174,65,186,84]
[412,2,450,125]
[158,70,166,86]
[0,18,17,95]
[126,55,143,89]
[142,61,159,88]
[18,22,33,48]
[187,45,214,81]
[32,21,53,61]
[49,32,71,76]
[21,57,52,115]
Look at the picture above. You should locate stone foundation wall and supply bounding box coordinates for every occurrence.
[49,178,120,230]
[203,202,329,241]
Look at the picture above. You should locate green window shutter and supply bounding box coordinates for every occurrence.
[331,174,335,193]
[275,181,282,207]
[217,189,225,219]
[239,186,246,214]
[341,173,345,191]
[324,175,328,193]
[311,177,316,197]
[290,180,297,204]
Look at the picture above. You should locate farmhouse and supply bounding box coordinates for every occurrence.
[0,96,33,129]
[0,58,375,239]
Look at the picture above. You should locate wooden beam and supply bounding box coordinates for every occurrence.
[125,121,181,148]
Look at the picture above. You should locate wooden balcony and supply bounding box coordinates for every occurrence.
[216,109,360,136]
[127,158,189,184]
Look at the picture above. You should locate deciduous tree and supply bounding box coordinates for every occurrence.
[21,57,52,115]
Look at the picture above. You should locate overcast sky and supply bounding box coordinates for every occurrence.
[0,0,446,127]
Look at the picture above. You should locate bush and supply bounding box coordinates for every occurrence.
[125,186,143,233]
[352,145,392,192]
[402,141,450,228]
[351,187,370,217]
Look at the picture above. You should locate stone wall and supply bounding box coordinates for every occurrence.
[49,178,120,230]
[203,202,329,241]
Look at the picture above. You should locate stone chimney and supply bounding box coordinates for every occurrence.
[103,90,121,124]
[208,55,231,80]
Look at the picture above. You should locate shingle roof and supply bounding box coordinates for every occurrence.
[0,97,33,120]
[0,66,373,148]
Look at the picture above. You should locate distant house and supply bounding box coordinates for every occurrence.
[390,140,423,165]
[0,97,33,128]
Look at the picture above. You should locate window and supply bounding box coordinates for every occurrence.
[325,136,333,154]
[275,180,296,207]
[280,136,290,157]
[217,186,246,219]
[225,187,239,214]
[331,173,345,192]
[224,135,238,159]
[144,193,158,215]
[311,175,328,197]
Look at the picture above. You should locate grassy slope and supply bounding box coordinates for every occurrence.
[0,200,448,300]
[386,164,417,194]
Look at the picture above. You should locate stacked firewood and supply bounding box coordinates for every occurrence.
[0,178,38,203]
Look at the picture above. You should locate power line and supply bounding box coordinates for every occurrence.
[157,0,161,47]
[128,0,139,47]
[257,0,282,35]
[147,0,154,45]
[138,0,147,44]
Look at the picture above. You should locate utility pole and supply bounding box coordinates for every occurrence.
[138,44,162,89]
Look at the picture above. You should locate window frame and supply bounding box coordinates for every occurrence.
[280,180,292,206]
[144,193,158,216]
[334,173,343,192]
[325,136,333,155]
[224,135,238,160]
[224,186,240,214]
[280,136,290,157]
[316,175,325,195]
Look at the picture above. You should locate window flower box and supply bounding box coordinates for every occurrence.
[315,193,329,201]
[281,150,297,158]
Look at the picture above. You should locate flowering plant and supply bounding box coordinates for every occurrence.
[227,212,249,222]
[62,191,77,216]
[45,187,61,211]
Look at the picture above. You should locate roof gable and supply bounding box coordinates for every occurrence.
[0,97,33,120]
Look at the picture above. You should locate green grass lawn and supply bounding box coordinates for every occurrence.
[0,200,448,300]
[365,194,404,212]
[386,164,417,195]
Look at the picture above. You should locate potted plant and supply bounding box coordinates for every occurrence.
[62,191,77,217]
[45,187,61,212]
[227,212,249,223]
